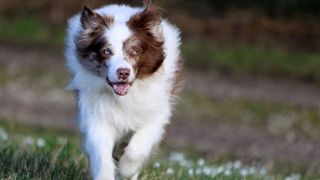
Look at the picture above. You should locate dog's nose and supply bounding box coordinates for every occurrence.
[116,68,130,80]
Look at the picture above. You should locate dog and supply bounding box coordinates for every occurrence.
[65,1,183,179]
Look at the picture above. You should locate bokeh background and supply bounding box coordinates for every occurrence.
[0,0,320,179]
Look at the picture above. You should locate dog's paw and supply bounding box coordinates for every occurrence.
[118,152,143,178]
[95,173,115,180]
[119,133,153,178]
[119,143,147,179]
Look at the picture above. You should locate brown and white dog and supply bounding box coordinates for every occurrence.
[65,1,182,179]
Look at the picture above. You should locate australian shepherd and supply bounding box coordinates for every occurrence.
[65,1,183,179]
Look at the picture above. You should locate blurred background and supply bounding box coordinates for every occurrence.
[0,0,320,178]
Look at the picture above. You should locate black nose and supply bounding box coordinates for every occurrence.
[116,68,130,80]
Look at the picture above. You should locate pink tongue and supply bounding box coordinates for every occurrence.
[113,84,130,96]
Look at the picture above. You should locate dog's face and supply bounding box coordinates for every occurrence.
[75,4,164,96]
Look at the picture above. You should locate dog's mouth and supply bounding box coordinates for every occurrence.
[107,78,132,96]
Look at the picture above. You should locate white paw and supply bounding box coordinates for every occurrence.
[119,152,143,178]
[95,173,115,180]
[119,133,153,178]
[119,141,149,179]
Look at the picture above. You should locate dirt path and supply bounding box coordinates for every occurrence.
[1,44,320,172]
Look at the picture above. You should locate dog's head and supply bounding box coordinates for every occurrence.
[75,2,164,96]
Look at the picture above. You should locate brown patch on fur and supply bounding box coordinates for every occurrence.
[76,7,114,61]
[76,30,110,62]
[80,6,114,30]
[122,36,143,64]
[75,6,114,74]
[127,2,165,79]
[171,55,185,96]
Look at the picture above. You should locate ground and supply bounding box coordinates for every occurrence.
[0,44,320,178]
[0,121,301,179]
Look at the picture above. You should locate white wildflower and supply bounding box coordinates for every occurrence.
[180,159,193,168]
[23,136,34,145]
[57,137,68,145]
[224,169,231,176]
[233,161,241,169]
[166,168,174,175]
[216,166,224,174]
[240,168,248,176]
[285,173,301,180]
[153,162,160,168]
[0,128,8,141]
[169,152,185,163]
[188,168,194,176]
[197,158,205,166]
[203,166,212,176]
[36,138,46,148]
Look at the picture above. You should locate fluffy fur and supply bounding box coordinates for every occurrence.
[65,2,182,180]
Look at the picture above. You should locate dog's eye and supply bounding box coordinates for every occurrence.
[129,50,139,57]
[130,50,137,56]
[101,48,112,56]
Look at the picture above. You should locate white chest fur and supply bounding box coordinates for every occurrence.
[76,71,171,135]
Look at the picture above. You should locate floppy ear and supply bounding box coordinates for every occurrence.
[80,6,104,29]
[128,1,162,37]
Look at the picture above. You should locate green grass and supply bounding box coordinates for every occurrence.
[0,121,297,180]
[0,17,65,46]
[183,41,320,81]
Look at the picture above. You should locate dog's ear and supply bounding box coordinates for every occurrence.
[128,1,162,38]
[80,6,104,29]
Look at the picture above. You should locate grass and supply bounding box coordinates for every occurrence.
[182,41,320,82]
[0,17,65,47]
[0,121,302,180]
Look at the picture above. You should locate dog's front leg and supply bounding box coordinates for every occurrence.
[119,121,167,179]
[84,123,116,180]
